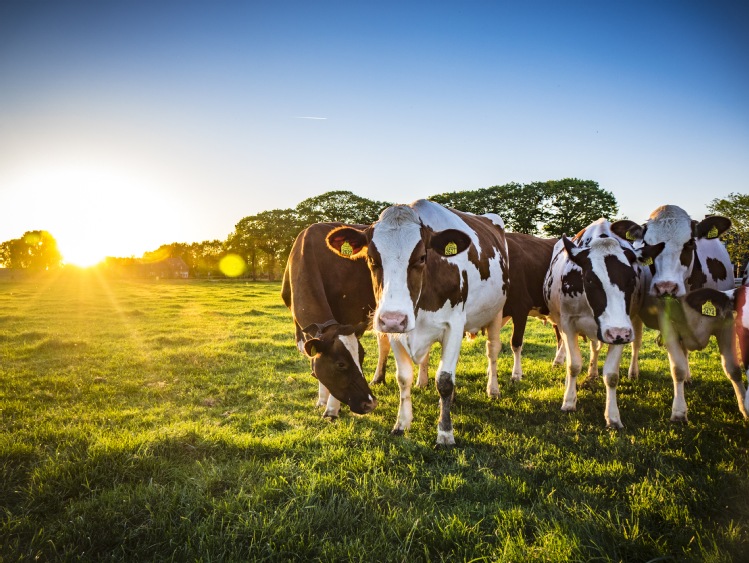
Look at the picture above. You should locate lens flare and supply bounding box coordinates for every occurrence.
[219,254,247,277]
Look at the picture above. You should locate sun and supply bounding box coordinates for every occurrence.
[61,243,107,268]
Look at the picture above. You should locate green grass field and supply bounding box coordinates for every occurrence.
[1,274,748,561]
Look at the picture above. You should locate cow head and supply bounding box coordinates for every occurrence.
[326,205,472,333]
[562,236,640,344]
[612,205,730,298]
[302,322,377,414]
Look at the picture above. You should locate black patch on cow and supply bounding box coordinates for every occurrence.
[679,240,696,268]
[406,241,428,306]
[706,257,728,283]
[686,254,708,290]
[416,249,464,313]
[461,270,469,304]
[366,242,385,301]
[582,268,607,321]
[605,255,637,314]
[561,268,584,297]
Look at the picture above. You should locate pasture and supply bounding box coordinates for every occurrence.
[1,274,748,561]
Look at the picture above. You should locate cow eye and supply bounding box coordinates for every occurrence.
[417,254,427,265]
[336,361,347,370]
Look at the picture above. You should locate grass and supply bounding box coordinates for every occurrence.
[1,271,748,561]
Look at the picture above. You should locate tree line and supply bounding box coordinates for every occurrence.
[2,181,747,279]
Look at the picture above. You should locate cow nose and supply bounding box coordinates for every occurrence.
[378,311,408,333]
[360,395,378,414]
[654,281,678,297]
[604,327,633,344]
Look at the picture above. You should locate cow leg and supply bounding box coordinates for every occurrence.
[370,332,390,385]
[717,324,748,419]
[416,350,430,388]
[628,316,642,380]
[390,338,414,436]
[561,331,582,412]
[664,334,689,422]
[486,313,503,396]
[510,314,527,382]
[602,344,625,429]
[435,328,464,446]
[552,325,565,367]
[588,339,601,380]
[319,383,342,419]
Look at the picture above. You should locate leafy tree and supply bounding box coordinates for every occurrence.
[0,230,62,270]
[295,190,391,225]
[540,179,618,238]
[708,192,749,276]
[232,209,303,280]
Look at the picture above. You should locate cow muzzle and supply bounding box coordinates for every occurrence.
[377,311,409,333]
[653,281,680,297]
[603,327,633,345]
[351,395,378,415]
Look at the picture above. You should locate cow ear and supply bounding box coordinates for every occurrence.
[303,338,324,357]
[622,248,637,265]
[430,229,472,257]
[611,220,643,243]
[694,216,731,240]
[636,241,665,266]
[683,288,734,318]
[326,226,369,259]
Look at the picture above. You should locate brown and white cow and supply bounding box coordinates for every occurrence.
[502,232,559,380]
[281,222,380,418]
[326,199,509,445]
[612,205,747,421]
[544,219,644,428]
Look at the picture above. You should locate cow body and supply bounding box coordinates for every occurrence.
[502,232,559,380]
[281,222,379,418]
[612,205,747,421]
[544,219,642,428]
[327,200,509,445]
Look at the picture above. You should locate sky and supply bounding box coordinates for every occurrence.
[1,0,748,265]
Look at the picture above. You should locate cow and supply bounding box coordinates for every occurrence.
[325,199,509,445]
[281,222,380,418]
[611,205,747,421]
[672,286,749,418]
[543,219,644,428]
[737,263,749,375]
[502,232,559,381]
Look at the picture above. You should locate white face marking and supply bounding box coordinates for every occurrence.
[644,207,693,295]
[371,206,423,331]
[338,334,362,374]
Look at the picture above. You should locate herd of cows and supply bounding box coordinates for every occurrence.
[282,200,749,445]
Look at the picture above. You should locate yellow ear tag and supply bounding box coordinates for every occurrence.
[626,231,635,241]
[641,256,653,266]
[340,241,353,256]
[701,300,717,317]
[707,225,719,239]
[444,241,458,256]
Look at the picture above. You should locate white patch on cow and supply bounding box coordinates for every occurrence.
[338,333,362,374]
[643,205,694,296]
[372,205,424,332]
[588,238,634,341]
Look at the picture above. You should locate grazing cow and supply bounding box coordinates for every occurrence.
[326,200,509,445]
[502,232,559,380]
[543,219,643,428]
[281,222,380,418]
[737,264,749,374]
[611,205,747,421]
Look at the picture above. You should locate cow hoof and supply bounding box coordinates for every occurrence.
[510,374,522,383]
[606,421,624,430]
[436,431,455,446]
[390,428,405,436]
[670,413,688,423]
[627,371,639,381]
[370,378,386,386]
[486,387,501,399]
[322,411,339,421]
[561,404,577,412]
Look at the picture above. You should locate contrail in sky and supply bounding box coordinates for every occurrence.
[294,116,327,120]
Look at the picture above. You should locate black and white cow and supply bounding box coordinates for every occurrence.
[544,219,643,428]
[612,205,747,421]
[326,199,509,445]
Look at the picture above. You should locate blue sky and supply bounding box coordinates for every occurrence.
[1,0,747,264]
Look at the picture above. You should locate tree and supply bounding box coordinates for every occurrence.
[0,230,62,271]
[708,192,749,276]
[295,190,391,225]
[541,179,618,238]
